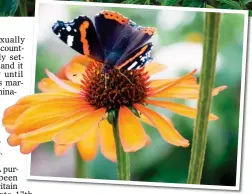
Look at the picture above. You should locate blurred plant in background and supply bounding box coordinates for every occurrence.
[31,3,245,187]
[0,0,35,16]
[1,0,252,17]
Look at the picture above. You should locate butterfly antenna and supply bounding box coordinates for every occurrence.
[117,69,133,86]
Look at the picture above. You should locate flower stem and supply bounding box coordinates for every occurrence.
[187,12,221,184]
[111,110,131,180]
[19,0,27,16]
[75,147,87,178]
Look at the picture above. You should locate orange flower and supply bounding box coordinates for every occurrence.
[2,55,227,162]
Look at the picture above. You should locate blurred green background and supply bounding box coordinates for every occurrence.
[31,3,245,187]
[1,0,252,16]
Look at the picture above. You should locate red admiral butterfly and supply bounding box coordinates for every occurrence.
[52,10,156,74]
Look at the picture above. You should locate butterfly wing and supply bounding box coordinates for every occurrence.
[118,43,153,70]
[94,10,156,67]
[52,16,104,62]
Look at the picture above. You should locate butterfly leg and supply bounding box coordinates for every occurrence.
[105,73,108,89]
[117,69,133,86]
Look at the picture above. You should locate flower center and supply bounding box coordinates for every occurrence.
[81,62,150,110]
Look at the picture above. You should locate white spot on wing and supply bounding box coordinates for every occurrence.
[67,35,74,47]
[128,61,138,70]
[66,26,71,32]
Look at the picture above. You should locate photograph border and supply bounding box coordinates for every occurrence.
[26,0,249,191]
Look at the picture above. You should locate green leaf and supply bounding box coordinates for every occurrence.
[164,0,180,6]
[243,0,252,4]
[182,0,203,7]
[216,0,242,9]
[182,0,193,6]
[0,0,19,16]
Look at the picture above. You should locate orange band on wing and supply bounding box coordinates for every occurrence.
[141,27,157,36]
[101,10,129,25]
[117,45,149,70]
[79,21,90,55]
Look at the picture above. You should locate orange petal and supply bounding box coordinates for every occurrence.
[16,92,81,105]
[99,120,117,162]
[145,134,152,146]
[45,69,80,93]
[148,69,197,96]
[77,127,99,161]
[151,85,227,100]
[57,64,68,80]
[151,84,200,99]
[7,134,21,146]
[38,78,81,93]
[145,99,218,120]
[118,106,147,152]
[139,113,155,128]
[14,101,88,135]
[20,142,38,154]
[53,108,106,145]
[149,77,197,88]
[134,104,189,147]
[144,62,167,75]
[212,86,228,96]
[65,62,86,84]
[54,144,72,156]
[3,104,30,131]
[19,108,94,143]
[59,55,94,84]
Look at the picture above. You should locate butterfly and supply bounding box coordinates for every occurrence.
[52,10,156,75]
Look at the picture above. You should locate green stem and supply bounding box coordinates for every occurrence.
[19,0,27,16]
[111,110,131,180]
[75,147,87,178]
[187,12,221,184]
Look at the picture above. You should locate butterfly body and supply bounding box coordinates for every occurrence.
[52,10,156,75]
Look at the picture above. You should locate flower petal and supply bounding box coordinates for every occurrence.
[139,113,155,128]
[14,101,88,135]
[20,142,38,154]
[45,69,81,93]
[77,127,99,161]
[57,64,68,80]
[19,108,94,143]
[54,144,72,156]
[65,62,86,84]
[134,104,189,147]
[145,99,218,120]
[7,134,21,146]
[149,76,197,88]
[212,86,228,96]
[38,78,81,93]
[118,106,147,152]
[145,134,152,146]
[144,62,167,75]
[151,84,200,99]
[65,55,94,80]
[151,85,227,100]
[53,108,106,145]
[99,120,116,162]
[148,69,197,96]
[3,104,30,131]
[16,92,81,105]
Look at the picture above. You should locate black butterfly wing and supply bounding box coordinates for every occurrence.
[118,43,153,70]
[52,16,104,62]
[94,10,156,67]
